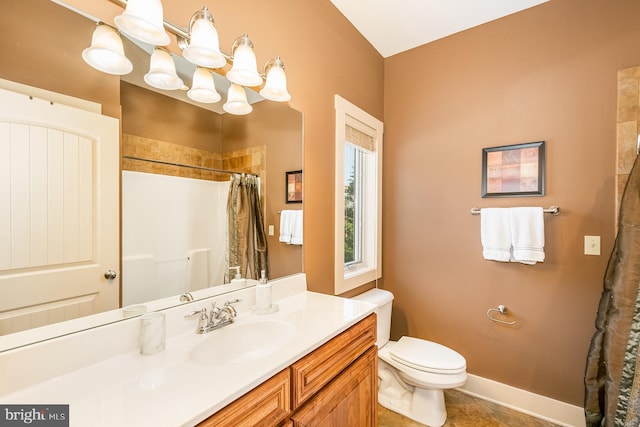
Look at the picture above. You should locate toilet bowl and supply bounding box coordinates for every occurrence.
[352,288,467,427]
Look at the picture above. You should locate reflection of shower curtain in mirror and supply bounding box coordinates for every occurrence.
[585,154,640,426]
[226,174,269,281]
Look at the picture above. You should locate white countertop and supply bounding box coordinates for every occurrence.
[1,283,376,426]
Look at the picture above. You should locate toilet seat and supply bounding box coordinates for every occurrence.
[379,343,467,389]
[389,336,466,374]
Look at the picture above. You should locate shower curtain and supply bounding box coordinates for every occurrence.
[585,154,640,426]
[226,174,269,281]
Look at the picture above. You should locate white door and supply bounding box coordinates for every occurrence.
[0,88,120,335]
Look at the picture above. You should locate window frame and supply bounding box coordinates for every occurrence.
[334,95,383,295]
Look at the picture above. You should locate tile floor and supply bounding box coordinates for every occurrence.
[378,389,563,427]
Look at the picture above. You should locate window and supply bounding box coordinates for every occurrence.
[334,95,383,294]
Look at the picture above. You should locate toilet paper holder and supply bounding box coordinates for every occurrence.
[486,305,517,325]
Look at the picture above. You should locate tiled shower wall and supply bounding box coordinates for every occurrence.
[617,66,640,218]
[122,133,266,186]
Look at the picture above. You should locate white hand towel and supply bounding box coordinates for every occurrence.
[279,210,294,243]
[480,208,512,262]
[510,207,545,264]
[290,210,303,245]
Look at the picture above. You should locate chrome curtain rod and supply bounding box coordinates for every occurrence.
[123,155,257,177]
[470,206,560,216]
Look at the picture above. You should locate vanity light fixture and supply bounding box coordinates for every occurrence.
[82,23,133,75]
[223,83,253,115]
[182,7,226,69]
[143,47,184,90]
[82,0,292,115]
[226,34,263,88]
[113,0,170,46]
[187,67,221,104]
[260,57,291,102]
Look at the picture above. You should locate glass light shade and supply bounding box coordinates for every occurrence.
[114,0,170,46]
[227,35,263,87]
[187,68,221,103]
[260,58,291,102]
[82,24,133,75]
[143,48,184,90]
[183,9,226,69]
[223,84,252,115]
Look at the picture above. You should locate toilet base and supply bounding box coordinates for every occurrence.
[378,360,447,427]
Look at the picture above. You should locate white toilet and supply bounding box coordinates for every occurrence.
[353,288,467,427]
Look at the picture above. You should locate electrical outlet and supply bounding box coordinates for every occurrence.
[584,236,601,256]
[268,225,274,236]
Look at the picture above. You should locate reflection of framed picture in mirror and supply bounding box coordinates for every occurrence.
[481,141,545,197]
[286,170,303,203]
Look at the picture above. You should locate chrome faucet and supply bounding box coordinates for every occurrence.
[184,299,240,334]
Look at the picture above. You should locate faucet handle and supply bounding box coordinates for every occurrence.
[184,308,206,320]
[223,299,240,317]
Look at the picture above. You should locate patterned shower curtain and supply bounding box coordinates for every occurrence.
[585,154,640,426]
[226,174,269,281]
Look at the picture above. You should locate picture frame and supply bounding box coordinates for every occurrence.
[286,170,303,203]
[481,141,545,198]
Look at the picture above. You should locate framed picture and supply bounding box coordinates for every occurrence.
[481,141,545,197]
[286,170,303,203]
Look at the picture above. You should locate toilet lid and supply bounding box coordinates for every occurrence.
[389,336,466,374]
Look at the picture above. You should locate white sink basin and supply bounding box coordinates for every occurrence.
[189,319,296,366]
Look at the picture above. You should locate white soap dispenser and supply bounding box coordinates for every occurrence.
[253,269,278,314]
[229,266,246,287]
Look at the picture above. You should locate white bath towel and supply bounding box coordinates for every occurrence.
[290,210,303,245]
[510,207,545,264]
[279,210,295,243]
[280,210,303,245]
[480,208,512,262]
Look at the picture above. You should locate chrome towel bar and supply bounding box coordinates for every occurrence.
[470,206,560,216]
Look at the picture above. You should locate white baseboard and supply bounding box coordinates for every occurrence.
[457,374,585,427]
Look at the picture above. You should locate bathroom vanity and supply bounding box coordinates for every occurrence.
[0,274,378,426]
[200,314,377,426]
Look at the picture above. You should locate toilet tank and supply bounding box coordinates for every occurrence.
[352,288,393,348]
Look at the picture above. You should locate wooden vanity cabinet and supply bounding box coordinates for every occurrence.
[197,368,291,427]
[197,313,377,427]
[290,347,377,426]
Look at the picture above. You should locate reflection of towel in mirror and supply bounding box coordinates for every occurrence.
[279,210,294,243]
[510,207,545,264]
[480,208,512,262]
[279,210,303,245]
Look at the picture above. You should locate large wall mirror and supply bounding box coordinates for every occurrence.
[0,0,303,351]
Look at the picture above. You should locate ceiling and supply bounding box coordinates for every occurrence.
[329,0,550,58]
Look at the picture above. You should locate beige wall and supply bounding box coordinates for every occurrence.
[8,0,629,410]
[383,0,640,405]
[0,0,121,117]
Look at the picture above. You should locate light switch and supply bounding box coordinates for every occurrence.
[584,236,601,256]
[268,225,274,236]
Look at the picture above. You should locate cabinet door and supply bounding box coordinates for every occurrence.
[291,347,378,427]
[198,369,290,427]
[291,314,376,409]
